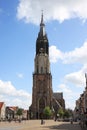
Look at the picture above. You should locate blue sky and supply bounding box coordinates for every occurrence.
[0,0,87,109]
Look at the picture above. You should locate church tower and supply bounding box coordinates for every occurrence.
[31,13,53,119]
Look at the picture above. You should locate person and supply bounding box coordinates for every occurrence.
[41,119,45,125]
[70,118,73,124]
[85,114,87,127]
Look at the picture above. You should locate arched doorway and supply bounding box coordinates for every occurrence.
[39,98,45,119]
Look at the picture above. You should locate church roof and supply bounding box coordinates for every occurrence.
[39,12,46,37]
[53,92,63,99]
[36,12,49,55]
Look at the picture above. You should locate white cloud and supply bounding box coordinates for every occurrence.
[50,41,87,105]
[50,41,87,64]
[0,80,31,109]
[58,84,80,109]
[57,63,87,109]
[65,72,85,87]
[17,0,87,24]
[58,84,74,103]
[65,71,85,88]
[64,64,87,87]
[17,73,24,78]
[58,84,72,94]
[50,41,87,109]
[63,42,87,64]
[49,46,63,63]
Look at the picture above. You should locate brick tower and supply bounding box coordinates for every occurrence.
[31,13,53,119]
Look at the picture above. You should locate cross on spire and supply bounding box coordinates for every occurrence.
[39,10,46,36]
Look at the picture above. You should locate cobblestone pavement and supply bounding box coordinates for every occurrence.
[0,126,21,130]
[0,120,84,130]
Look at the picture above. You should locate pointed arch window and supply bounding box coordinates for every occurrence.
[39,98,45,110]
[41,67,43,73]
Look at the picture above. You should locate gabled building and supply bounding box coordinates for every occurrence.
[53,92,65,112]
[6,106,18,120]
[75,73,87,119]
[0,102,6,120]
[84,74,87,112]
[22,110,29,120]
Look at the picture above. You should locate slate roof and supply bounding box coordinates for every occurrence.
[53,92,63,99]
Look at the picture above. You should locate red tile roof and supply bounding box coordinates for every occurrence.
[9,106,18,111]
[0,102,4,109]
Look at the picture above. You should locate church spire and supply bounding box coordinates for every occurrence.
[36,12,49,55]
[39,11,46,37]
[40,10,44,25]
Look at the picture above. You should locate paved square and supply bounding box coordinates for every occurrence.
[0,120,82,130]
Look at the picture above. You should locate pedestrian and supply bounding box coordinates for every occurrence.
[70,118,73,124]
[41,119,43,125]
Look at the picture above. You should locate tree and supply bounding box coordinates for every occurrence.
[16,108,23,120]
[58,108,64,118]
[43,106,52,119]
[64,109,70,118]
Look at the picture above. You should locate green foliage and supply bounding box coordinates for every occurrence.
[65,109,73,117]
[64,109,70,118]
[16,108,23,116]
[43,106,52,119]
[58,108,64,118]
[58,108,73,119]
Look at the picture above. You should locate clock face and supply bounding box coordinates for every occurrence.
[44,39,47,42]
[39,48,44,53]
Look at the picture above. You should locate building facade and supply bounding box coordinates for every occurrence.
[30,13,53,119]
[0,102,6,121]
[6,106,18,120]
[53,93,65,111]
[30,13,65,119]
[75,73,87,120]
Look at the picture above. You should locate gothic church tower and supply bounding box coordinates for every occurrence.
[31,13,53,119]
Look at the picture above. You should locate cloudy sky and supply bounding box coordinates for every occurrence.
[0,0,87,110]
